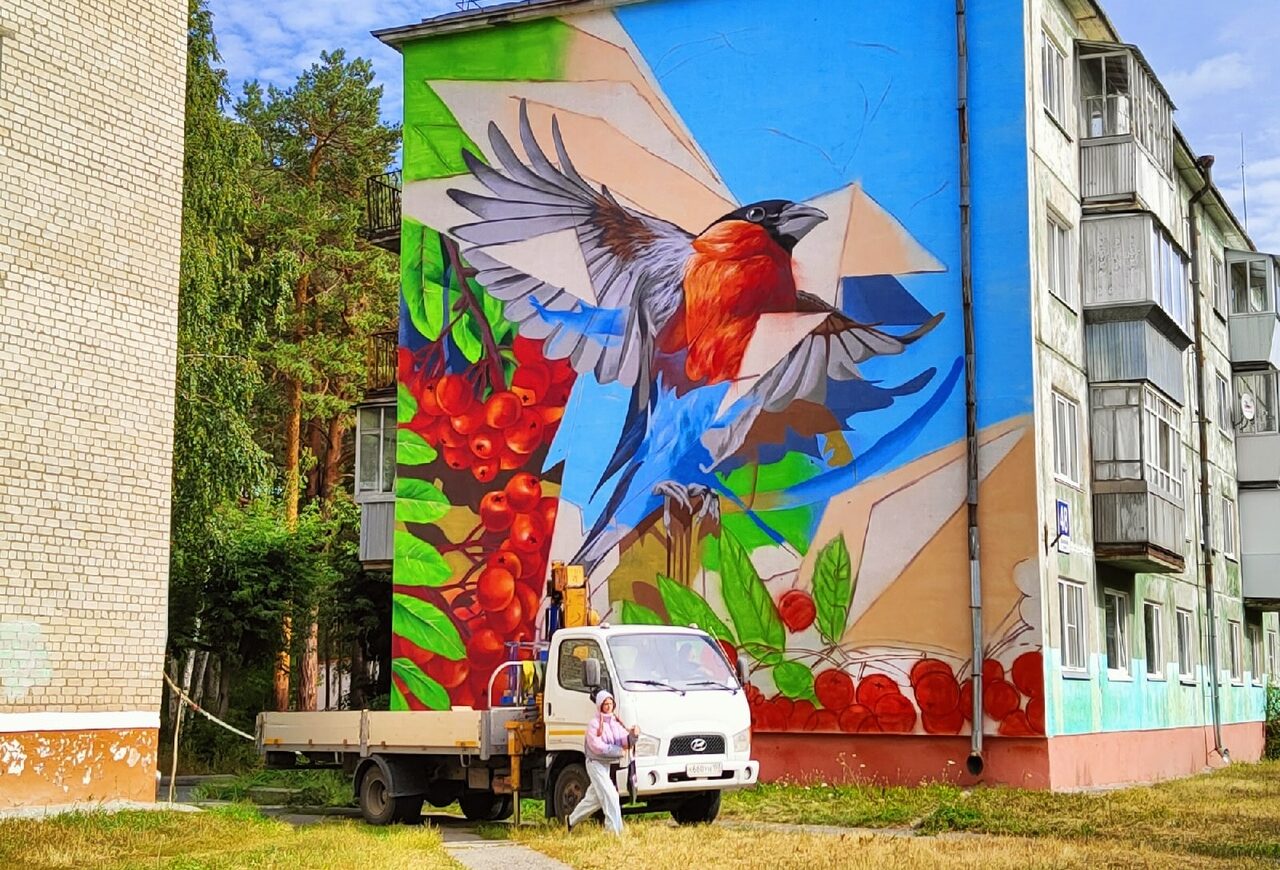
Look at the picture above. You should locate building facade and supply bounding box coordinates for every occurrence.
[0,2,185,805]
[361,0,1276,789]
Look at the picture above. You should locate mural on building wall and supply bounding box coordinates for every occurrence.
[391,0,1044,737]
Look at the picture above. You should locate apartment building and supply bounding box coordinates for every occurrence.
[0,2,185,805]
[358,0,1275,788]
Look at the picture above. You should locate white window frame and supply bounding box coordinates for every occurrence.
[1046,213,1077,309]
[1176,608,1195,683]
[1249,624,1264,686]
[1060,579,1088,675]
[1143,388,1183,500]
[1210,253,1226,316]
[1042,31,1068,128]
[1143,601,1165,680]
[1052,391,1081,485]
[1215,373,1232,436]
[1228,619,1244,684]
[355,403,397,498]
[1220,495,1237,560]
[1236,370,1280,435]
[1268,630,1278,684]
[1103,589,1131,678]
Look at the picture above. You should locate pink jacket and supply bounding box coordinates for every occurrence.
[585,691,629,760]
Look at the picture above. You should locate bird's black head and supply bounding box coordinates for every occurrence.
[711,199,828,252]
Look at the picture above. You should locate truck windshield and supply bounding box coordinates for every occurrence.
[607,633,738,691]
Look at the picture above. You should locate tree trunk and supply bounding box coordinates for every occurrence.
[216,661,233,720]
[274,372,302,712]
[165,656,182,726]
[189,650,210,711]
[297,609,319,711]
[350,639,366,710]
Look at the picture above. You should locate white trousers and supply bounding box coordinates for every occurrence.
[568,757,623,834]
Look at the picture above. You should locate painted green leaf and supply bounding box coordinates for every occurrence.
[773,661,816,701]
[392,657,451,710]
[718,532,785,664]
[620,601,665,626]
[657,575,735,644]
[393,530,451,587]
[395,477,450,525]
[450,305,483,363]
[397,383,418,425]
[393,593,465,660]
[813,534,855,646]
[397,428,437,467]
[390,681,409,711]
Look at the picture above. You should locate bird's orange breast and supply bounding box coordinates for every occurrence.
[674,221,797,384]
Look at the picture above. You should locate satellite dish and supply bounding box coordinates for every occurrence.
[1240,391,1257,422]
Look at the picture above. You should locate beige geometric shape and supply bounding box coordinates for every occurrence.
[473,230,598,306]
[844,185,945,276]
[563,14,722,185]
[428,79,729,198]
[402,174,481,239]
[792,186,855,304]
[848,430,1038,653]
[718,311,831,414]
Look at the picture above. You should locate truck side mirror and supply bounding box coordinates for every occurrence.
[583,658,602,689]
[735,658,749,687]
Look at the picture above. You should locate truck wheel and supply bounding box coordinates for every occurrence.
[552,762,591,821]
[671,790,721,825]
[459,792,514,822]
[393,795,424,825]
[358,766,398,826]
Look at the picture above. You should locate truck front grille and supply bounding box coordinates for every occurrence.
[668,734,725,756]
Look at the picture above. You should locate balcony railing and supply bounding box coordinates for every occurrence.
[361,170,402,254]
[367,330,397,395]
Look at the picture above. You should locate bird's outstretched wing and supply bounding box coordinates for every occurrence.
[702,294,944,469]
[448,100,694,389]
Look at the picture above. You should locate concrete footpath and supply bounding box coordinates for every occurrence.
[440,827,572,870]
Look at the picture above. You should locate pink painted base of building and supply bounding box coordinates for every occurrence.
[754,722,1263,790]
[0,728,157,808]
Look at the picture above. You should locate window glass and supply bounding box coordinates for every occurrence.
[1042,33,1067,123]
[380,411,396,493]
[608,633,737,692]
[1221,496,1237,558]
[1143,388,1183,499]
[1144,602,1163,678]
[1176,608,1195,680]
[1211,254,1226,314]
[1060,580,1087,672]
[1250,625,1264,685]
[557,639,608,694]
[1104,590,1130,674]
[1237,371,1279,434]
[1053,392,1080,483]
[1228,621,1243,683]
[1230,258,1270,314]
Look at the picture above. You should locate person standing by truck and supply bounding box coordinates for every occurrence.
[566,690,636,834]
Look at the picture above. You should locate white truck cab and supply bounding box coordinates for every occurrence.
[542,624,758,824]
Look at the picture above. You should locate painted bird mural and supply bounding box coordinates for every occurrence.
[447,101,944,575]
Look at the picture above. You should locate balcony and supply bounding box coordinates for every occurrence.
[1241,489,1280,606]
[1077,43,1180,232]
[361,170,402,254]
[1226,250,1280,368]
[366,330,397,397]
[1090,383,1186,573]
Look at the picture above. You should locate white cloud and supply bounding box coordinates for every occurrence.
[1163,52,1256,102]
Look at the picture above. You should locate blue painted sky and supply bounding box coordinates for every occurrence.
[210,0,1280,251]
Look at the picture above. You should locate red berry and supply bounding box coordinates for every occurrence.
[1012,651,1044,699]
[486,549,523,577]
[983,658,1005,684]
[484,391,524,429]
[512,363,551,403]
[512,335,545,366]
[873,693,917,733]
[437,421,467,450]
[417,377,443,416]
[788,699,816,729]
[759,701,787,731]
[479,492,515,533]
[837,704,875,733]
[814,669,855,712]
[504,472,542,512]
[498,448,524,471]
[998,710,1035,737]
[922,709,965,735]
[855,673,900,709]
[536,496,558,533]
[958,680,974,721]
[436,375,474,417]
[472,460,498,483]
[449,683,475,708]
[1026,696,1045,734]
[983,679,1020,721]
[477,567,516,612]
[509,513,546,553]
[514,583,542,628]
[777,590,816,633]
[442,445,471,471]
[469,429,499,460]
[856,715,882,733]
[804,710,839,732]
[909,658,953,687]
[488,596,523,634]
[427,656,469,690]
[450,409,484,436]
[505,409,544,454]
[468,629,506,666]
[914,672,961,716]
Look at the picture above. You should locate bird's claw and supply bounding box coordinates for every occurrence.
[652,481,720,523]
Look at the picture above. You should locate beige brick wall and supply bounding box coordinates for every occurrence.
[0,1,185,715]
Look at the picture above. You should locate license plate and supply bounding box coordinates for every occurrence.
[685,762,722,778]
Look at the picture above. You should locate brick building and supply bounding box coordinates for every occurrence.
[0,1,185,806]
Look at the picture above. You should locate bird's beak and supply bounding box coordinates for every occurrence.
[776,203,828,242]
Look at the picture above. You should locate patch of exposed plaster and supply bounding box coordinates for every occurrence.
[0,620,53,703]
[1,739,27,775]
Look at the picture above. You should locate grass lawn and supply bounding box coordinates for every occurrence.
[0,804,460,870]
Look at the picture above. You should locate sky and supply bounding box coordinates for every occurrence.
[207,0,1280,251]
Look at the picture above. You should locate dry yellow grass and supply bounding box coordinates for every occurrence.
[0,805,460,870]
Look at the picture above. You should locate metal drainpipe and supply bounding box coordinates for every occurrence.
[955,0,984,776]
[1188,154,1228,761]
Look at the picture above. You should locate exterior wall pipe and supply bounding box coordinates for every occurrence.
[1188,154,1228,761]
[955,0,984,776]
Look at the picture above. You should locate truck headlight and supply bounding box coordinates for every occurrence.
[733,728,750,754]
[634,734,660,757]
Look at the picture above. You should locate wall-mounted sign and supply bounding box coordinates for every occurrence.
[1056,500,1071,554]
